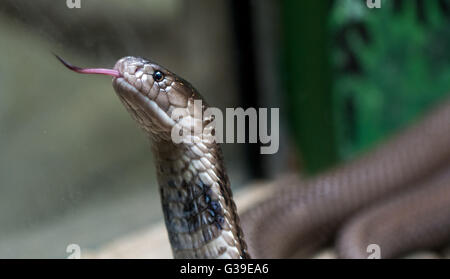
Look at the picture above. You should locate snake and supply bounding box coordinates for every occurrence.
[56,55,450,259]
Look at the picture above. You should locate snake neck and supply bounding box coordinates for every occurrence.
[152,139,250,259]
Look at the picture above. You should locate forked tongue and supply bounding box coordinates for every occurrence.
[55,54,120,77]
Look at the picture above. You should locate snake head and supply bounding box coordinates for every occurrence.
[57,55,205,141]
[112,57,201,136]
[113,56,208,141]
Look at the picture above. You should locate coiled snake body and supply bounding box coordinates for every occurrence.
[57,55,450,259]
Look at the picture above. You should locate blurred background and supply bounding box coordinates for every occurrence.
[0,0,449,258]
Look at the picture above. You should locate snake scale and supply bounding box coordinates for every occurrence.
[57,55,450,259]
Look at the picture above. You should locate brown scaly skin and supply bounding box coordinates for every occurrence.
[337,165,450,258]
[239,99,450,258]
[112,56,249,258]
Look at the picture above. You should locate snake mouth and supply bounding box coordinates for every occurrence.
[113,77,175,130]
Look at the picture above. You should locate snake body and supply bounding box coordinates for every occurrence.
[59,55,450,259]
[336,165,450,258]
[240,99,450,258]
[112,57,249,259]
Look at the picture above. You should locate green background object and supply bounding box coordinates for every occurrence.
[282,0,338,173]
[282,0,450,173]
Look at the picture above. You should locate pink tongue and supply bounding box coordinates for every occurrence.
[55,54,120,78]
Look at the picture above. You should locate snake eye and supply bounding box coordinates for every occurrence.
[153,70,164,82]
